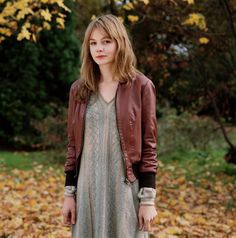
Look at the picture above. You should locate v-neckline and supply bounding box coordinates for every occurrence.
[98,91,115,105]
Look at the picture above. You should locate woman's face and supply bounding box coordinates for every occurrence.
[89,28,117,67]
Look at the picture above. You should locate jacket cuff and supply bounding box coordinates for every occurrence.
[64,171,77,186]
[138,172,156,189]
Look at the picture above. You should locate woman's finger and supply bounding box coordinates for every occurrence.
[66,212,71,225]
[138,215,144,230]
[71,208,76,225]
[143,220,150,231]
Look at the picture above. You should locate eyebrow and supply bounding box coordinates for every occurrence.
[89,36,111,41]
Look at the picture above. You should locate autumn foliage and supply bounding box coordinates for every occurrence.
[0,162,235,237]
[0,0,71,43]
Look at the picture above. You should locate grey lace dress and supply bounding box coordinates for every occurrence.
[71,92,149,238]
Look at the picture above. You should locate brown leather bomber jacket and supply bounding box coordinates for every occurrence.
[64,73,159,189]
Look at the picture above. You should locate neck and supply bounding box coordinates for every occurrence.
[99,64,116,82]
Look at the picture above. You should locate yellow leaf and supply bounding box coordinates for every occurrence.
[24,22,31,29]
[118,16,124,23]
[3,2,17,16]
[0,15,7,24]
[11,217,23,229]
[139,0,149,5]
[199,37,209,44]
[58,12,66,18]
[195,216,208,225]
[40,9,52,21]
[159,210,173,217]
[91,14,96,20]
[176,175,186,184]
[17,7,34,20]
[0,27,12,37]
[183,213,195,221]
[183,0,194,4]
[36,26,43,34]
[176,216,191,226]
[17,26,31,41]
[165,226,183,235]
[182,13,206,30]
[55,0,71,12]
[8,21,18,31]
[155,231,167,237]
[32,34,36,42]
[12,0,28,10]
[56,17,65,28]
[127,15,139,23]
[123,2,134,10]
[43,21,51,30]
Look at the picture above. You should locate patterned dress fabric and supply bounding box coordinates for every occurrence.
[72,92,149,238]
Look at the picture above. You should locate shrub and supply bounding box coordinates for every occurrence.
[158,107,221,155]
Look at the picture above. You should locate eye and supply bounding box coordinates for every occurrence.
[89,42,96,45]
[103,40,111,44]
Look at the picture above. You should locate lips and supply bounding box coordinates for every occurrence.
[96,55,107,59]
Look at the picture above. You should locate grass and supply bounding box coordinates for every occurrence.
[160,146,236,186]
[1,146,236,186]
[0,125,236,186]
[0,150,63,175]
[158,122,236,186]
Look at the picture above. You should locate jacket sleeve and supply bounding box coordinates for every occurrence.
[64,82,77,187]
[139,79,158,189]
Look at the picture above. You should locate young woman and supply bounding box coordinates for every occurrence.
[62,14,158,238]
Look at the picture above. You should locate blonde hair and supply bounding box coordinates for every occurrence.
[77,14,142,102]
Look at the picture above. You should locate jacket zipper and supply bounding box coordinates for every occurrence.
[115,84,130,185]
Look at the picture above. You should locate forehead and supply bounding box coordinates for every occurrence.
[89,28,110,40]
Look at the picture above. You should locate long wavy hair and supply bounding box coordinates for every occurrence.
[77,14,142,102]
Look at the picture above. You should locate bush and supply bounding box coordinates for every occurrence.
[30,104,67,150]
[158,107,222,155]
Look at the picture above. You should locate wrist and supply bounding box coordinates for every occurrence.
[64,194,75,198]
[139,203,155,206]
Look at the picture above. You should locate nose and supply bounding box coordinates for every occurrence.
[96,43,104,52]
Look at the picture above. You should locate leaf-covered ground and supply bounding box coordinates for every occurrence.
[0,162,235,238]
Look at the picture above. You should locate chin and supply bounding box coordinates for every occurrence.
[97,61,112,66]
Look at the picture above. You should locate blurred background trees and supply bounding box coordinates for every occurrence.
[0,0,235,163]
[0,0,80,148]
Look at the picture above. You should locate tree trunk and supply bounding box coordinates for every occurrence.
[209,90,236,164]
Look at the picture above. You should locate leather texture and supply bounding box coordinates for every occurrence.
[64,73,158,188]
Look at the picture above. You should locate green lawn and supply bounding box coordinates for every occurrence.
[0,150,61,174]
[161,147,236,186]
[1,145,236,186]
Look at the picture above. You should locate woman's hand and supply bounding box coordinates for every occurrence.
[61,196,76,226]
[138,204,157,231]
